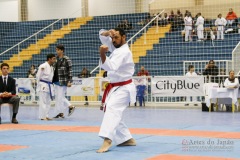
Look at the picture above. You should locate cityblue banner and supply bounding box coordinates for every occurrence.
[151,76,204,96]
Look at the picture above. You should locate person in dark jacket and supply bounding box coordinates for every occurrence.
[78,68,91,105]
[203,60,219,83]
[0,63,20,124]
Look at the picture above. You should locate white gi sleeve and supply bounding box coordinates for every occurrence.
[101,50,126,71]
[99,29,115,53]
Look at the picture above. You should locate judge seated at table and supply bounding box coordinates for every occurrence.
[224,70,239,111]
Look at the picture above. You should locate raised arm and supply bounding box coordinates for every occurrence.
[99,29,115,53]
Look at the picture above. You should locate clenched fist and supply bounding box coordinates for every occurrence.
[99,45,109,54]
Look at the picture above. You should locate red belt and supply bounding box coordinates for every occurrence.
[100,79,132,111]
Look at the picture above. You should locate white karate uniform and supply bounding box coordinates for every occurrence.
[215,17,227,40]
[195,16,204,40]
[184,16,192,41]
[185,72,198,102]
[54,85,71,114]
[98,29,136,145]
[36,62,54,119]
[224,78,239,88]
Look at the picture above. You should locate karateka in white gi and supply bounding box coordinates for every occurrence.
[36,54,56,120]
[195,13,204,41]
[184,12,193,42]
[215,14,227,40]
[97,28,136,153]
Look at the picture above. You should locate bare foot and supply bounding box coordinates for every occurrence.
[117,138,136,146]
[96,138,112,153]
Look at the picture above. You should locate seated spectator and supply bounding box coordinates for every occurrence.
[176,9,183,18]
[0,63,20,124]
[117,19,133,31]
[224,70,239,111]
[152,13,163,26]
[176,10,184,29]
[203,60,219,83]
[169,10,175,21]
[162,13,169,26]
[226,8,238,27]
[78,67,91,78]
[184,10,190,17]
[204,27,216,41]
[78,68,91,106]
[224,70,239,88]
[28,65,37,88]
[138,14,151,26]
[27,65,37,77]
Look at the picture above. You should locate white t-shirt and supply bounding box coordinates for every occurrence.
[186,72,198,77]
[224,78,239,88]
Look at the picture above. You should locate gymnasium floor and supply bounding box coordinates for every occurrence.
[0,105,240,160]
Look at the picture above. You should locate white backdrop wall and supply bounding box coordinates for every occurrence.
[1,0,150,22]
[0,0,19,22]
[27,0,82,21]
[142,0,150,12]
[88,0,136,16]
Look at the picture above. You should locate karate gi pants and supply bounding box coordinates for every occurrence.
[99,85,133,145]
[197,30,204,40]
[54,85,71,114]
[217,29,224,40]
[185,29,192,41]
[39,91,51,119]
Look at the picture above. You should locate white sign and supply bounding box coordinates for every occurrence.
[16,78,34,96]
[67,78,94,96]
[151,76,204,96]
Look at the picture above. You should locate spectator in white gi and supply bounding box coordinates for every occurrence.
[215,14,227,40]
[195,13,204,41]
[184,12,193,42]
[185,65,198,106]
[36,54,56,120]
[97,28,136,153]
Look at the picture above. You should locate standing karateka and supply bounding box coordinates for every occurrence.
[36,54,56,120]
[52,44,75,118]
[184,12,193,42]
[215,14,227,40]
[195,13,204,41]
[97,28,136,153]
